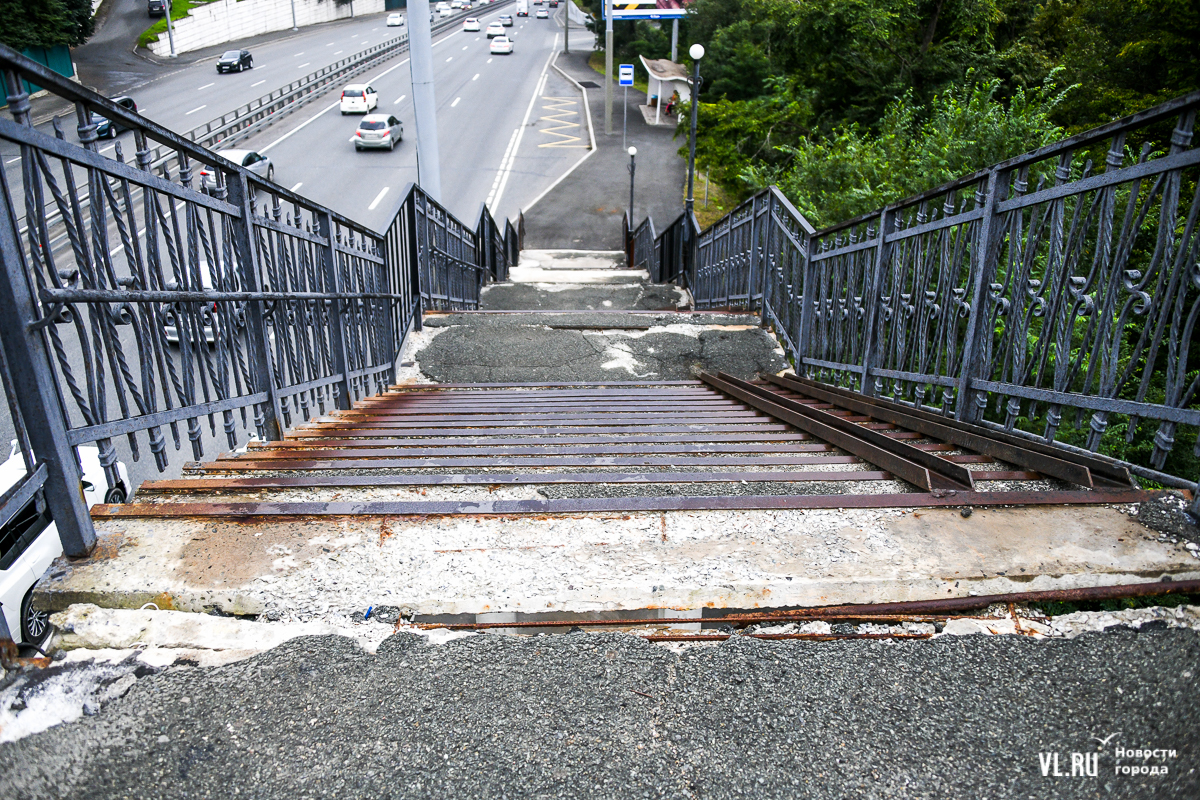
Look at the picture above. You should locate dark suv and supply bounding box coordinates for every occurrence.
[148,0,166,16]
[217,50,254,73]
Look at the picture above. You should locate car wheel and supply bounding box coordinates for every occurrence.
[20,587,51,648]
[266,165,274,182]
[355,144,362,151]
[341,110,348,115]
[387,138,395,151]
[248,59,253,68]
[104,483,128,504]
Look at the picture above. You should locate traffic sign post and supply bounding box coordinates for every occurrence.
[619,64,634,149]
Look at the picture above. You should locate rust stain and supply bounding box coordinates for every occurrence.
[152,591,177,611]
[378,517,395,547]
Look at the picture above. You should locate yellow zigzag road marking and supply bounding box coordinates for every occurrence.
[537,96,586,148]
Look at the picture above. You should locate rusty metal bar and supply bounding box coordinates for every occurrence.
[219,442,837,459]
[723,373,979,489]
[195,454,864,470]
[92,488,1151,517]
[255,432,815,447]
[284,424,796,437]
[697,373,946,491]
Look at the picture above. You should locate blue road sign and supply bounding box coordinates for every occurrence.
[619,64,634,86]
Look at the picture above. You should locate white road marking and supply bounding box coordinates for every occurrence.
[487,58,493,63]
[451,97,461,107]
[326,42,335,46]
[185,105,207,115]
[290,182,304,191]
[395,94,406,104]
[463,45,469,50]
[7,157,21,164]
[446,56,453,62]
[100,145,115,153]
[298,63,310,69]
[488,42,557,209]
[198,82,214,90]
[252,79,266,87]
[334,50,343,55]
[486,128,520,209]
[368,186,390,211]
[475,37,480,41]
[294,52,305,56]
[472,73,480,80]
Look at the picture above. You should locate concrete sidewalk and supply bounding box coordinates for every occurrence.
[523,50,689,250]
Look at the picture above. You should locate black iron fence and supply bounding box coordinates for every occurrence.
[631,92,1200,515]
[0,45,517,557]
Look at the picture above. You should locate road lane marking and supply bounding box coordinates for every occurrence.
[485,129,519,208]
[334,50,343,55]
[326,42,335,46]
[252,80,266,87]
[291,182,304,191]
[100,144,115,153]
[7,157,21,164]
[297,63,310,69]
[463,45,469,50]
[451,97,461,107]
[487,58,493,63]
[368,187,390,211]
[489,43,557,209]
[395,94,406,104]
[446,56,453,62]
[186,105,207,115]
[537,97,585,148]
[294,52,305,56]
[472,73,479,80]
[198,82,214,90]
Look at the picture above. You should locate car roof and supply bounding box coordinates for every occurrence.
[343,83,368,90]
[217,149,251,161]
[360,114,393,122]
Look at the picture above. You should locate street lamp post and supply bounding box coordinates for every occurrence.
[627,146,637,222]
[291,0,298,30]
[164,2,177,58]
[684,44,703,222]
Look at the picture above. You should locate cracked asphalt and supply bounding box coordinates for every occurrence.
[2,628,1196,799]
[414,322,790,383]
[480,283,686,311]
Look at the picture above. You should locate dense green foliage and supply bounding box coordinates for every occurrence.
[587,0,1200,217]
[0,0,95,51]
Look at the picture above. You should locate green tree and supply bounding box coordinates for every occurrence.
[0,0,95,52]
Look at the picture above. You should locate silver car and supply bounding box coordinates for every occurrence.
[199,149,273,193]
[353,114,404,151]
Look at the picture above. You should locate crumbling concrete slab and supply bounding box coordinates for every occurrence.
[36,504,1200,621]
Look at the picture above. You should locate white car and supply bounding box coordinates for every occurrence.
[0,441,129,647]
[490,36,514,55]
[199,149,273,192]
[340,84,378,115]
[435,1,450,10]
[535,8,548,18]
[352,114,404,151]
[463,17,481,31]
[386,13,405,27]
[485,21,504,38]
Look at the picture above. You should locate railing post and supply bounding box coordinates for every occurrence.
[796,213,815,368]
[759,191,775,329]
[857,206,894,396]
[226,171,283,440]
[954,168,1009,422]
[407,191,424,331]
[317,210,355,410]
[0,156,95,556]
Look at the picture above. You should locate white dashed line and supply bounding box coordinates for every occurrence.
[185,105,207,115]
[197,82,214,90]
[487,58,493,63]
[367,186,390,211]
[333,50,343,55]
[294,52,305,56]
[446,56,453,62]
[326,42,335,46]
[290,182,304,191]
[472,73,479,80]
[463,45,469,50]
[252,80,266,87]
[297,63,310,69]
[6,157,21,164]
[394,94,406,104]
[100,145,115,153]
[451,97,461,107]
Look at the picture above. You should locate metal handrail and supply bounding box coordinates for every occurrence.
[0,43,517,557]
[632,92,1200,516]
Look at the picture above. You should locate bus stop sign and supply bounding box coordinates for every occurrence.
[618,64,634,86]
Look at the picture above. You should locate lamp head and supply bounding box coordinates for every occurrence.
[628,146,637,157]
[689,43,705,60]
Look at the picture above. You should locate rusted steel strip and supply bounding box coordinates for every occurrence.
[335,406,748,418]
[782,375,1134,486]
[697,373,941,492]
[284,424,796,437]
[386,380,705,390]
[253,433,815,448]
[640,633,932,642]
[419,614,950,631]
[221,443,837,460]
[312,413,768,426]
[197,454,864,471]
[971,470,1043,480]
[765,374,1096,488]
[137,470,893,492]
[354,395,736,406]
[92,488,1152,517]
[719,372,976,490]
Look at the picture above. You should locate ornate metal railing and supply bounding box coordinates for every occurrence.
[634,92,1200,515]
[0,44,517,557]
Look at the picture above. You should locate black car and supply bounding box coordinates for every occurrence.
[89,97,138,139]
[499,14,514,26]
[147,0,166,16]
[216,50,253,73]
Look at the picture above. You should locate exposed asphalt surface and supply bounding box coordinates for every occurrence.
[522,50,689,251]
[2,628,1197,798]
[479,282,686,311]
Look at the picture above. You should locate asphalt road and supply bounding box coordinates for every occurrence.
[0,2,596,495]
[1,628,1197,798]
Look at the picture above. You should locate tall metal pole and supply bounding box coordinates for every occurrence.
[291,0,298,30]
[684,45,703,220]
[164,1,177,58]
[670,19,678,61]
[622,85,627,150]
[604,0,613,134]
[627,147,637,221]
[408,0,442,201]
[563,0,569,54]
